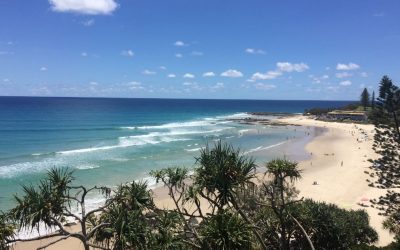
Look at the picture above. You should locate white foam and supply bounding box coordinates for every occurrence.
[76,164,100,170]
[121,114,239,131]
[58,145,121,155]
[244,141,286,155]
[110,157,129,162]
[217,112,251,120]
[185,147,203,152]
[238,129,251,134]
[126,120,217,130]
[0,158,66,178]
[59,127,236,156]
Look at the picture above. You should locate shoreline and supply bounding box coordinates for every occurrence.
[13,114,393,249]
[276,115,392,246]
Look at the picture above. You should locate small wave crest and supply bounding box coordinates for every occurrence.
[76,164,100,170]
[244,141,286,155]
[185,147,203,152]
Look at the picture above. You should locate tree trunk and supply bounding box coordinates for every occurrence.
[392,111,400,142]
[231,198,268,250]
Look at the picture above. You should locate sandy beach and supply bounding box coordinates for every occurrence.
[277,115,392,246]
[13,115,393,249]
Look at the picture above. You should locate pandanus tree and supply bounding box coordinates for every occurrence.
[92,180,187,250]
[255,159,314,250]
[152,141,266,249]
[7,168,112,250]
[0,212,14,250]
[1,142,382,249]
[194,142,267,249]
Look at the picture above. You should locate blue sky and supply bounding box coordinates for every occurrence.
[0,0,399,100]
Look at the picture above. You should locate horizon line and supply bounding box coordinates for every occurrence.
[0,95,358,102]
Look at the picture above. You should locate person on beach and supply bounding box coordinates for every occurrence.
[341,161,343,167]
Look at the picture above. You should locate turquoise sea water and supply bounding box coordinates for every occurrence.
[0,97,352,210]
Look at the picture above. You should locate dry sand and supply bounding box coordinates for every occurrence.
[14,115,393,249]
[277,115,392,246]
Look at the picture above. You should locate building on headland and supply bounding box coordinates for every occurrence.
[325,110,368,122]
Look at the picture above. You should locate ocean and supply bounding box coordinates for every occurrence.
[0,97,353,211]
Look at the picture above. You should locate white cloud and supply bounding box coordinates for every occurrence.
[142,69,156,75]
[245,48,265,54]
[49,0,118,15]
[126,81,144,90]
[250,61,310,82]
[309,74,329,84]
[276,62,309,72]
[182,82,202,90]
[203,72,215,77]
[254,83,276,90]
[335,72,352,78]
[81,52,88,57]
[82,19,95,26]
[183,73,195,78]
[336,63,360,70]
[306,87,321,93]
[3,78,10,83]
[221,69,243,78]
[121,50,134,57]
[167,74,176,78]
[326,86,339,92]
[34,86,51,95]
[40,66,48,71]
[210,82,224,91]
[174,40,188,47]
[191,51,204,56]
[340,80,352,86]
[175,53,183,58]
[89,81,98,86]
[159,66,167,70]
[251,71,282,81]
[360,72,368,77]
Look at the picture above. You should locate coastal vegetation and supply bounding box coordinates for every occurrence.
[304,102,364,117]
[304,86,378,120]
[0,142,382,249]
[368,75,400,244]
[361,88,371,111]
